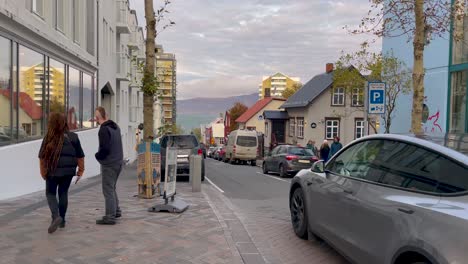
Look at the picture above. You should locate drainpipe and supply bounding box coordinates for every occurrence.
[96,0,100,106]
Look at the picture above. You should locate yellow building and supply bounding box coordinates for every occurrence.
[258,72,301,99]
[155,45,176,131]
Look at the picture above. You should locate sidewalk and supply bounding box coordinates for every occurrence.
[0,163,243,264]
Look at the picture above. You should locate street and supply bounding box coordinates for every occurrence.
[204,158,348,264]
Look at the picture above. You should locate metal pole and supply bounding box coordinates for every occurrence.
[364,81,369,136]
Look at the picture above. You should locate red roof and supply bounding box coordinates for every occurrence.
[0,89,43,120]
[236,97,285,123]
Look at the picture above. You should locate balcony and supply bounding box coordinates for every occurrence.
[116,52,130,81]
[116,0,131,34]
[127,30,140,50]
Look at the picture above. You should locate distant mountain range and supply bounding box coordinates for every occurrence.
[177,93,258,115]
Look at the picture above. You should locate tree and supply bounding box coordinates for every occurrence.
[348,0,463,133]
[333,42,411,133]
[228,102,248,132]
[282,83,303,99]
[192,127,202,142]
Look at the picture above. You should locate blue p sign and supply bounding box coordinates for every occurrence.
[370,90,384,104]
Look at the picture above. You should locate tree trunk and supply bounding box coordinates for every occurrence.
[411,0,425,134]
[143,0,156,141]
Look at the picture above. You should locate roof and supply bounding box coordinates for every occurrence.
[263,110,289,120]
[0,89,43,119]
[236,97,285,123]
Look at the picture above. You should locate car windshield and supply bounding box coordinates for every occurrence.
[288,147,314,156]
[162,136,198,148]
[237,136,257,147]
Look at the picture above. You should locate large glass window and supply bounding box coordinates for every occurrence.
[68,67,81,130]
[452,1,468,65]
[18,45,45,140]
[83,73,93,128]
[450,71,467,133]
[49,59,65,114]
[0,37,11,146]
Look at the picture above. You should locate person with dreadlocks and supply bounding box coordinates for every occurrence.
[38,112,85,234]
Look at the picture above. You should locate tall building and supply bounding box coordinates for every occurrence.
[0,0,146,200]
[155,45,177,132]
[258,72,301,99]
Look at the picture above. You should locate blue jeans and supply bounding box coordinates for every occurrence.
[46,176,73,221]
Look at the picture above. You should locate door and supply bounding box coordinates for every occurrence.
[265,146,280,171]
[272,120,285,143]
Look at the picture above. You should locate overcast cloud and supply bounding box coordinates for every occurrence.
[131,0,381,100]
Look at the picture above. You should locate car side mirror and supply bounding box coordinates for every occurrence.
[311,160,324,173]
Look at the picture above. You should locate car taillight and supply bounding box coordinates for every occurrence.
[197,149,203,155]
[286,155,298,161]
[233,145,236,153]
[311,156,319,161]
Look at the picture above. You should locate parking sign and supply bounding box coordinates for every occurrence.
[368,82,386,114]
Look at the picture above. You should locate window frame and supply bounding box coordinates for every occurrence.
[31,0,45,19]
[331,87,345,106]
[297,117,304,139]
[55,0,65,33]
[325,118,340,140]
[289,118,295,137]
[354,118,365,139]
[325,138,468,197]
[351,87,364,107]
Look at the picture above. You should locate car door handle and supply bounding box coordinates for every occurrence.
[398,208,414,214]
[343,189,353,195]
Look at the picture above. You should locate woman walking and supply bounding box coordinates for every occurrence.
[38,113,85,233]
[320,140,330,162]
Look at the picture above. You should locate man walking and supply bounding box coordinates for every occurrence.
[329,136,343,158]
[95,107,123,225]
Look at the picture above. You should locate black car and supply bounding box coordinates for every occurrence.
[160,134,205,181]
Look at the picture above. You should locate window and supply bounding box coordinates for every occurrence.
[73,0,80,43]
[332,87,345,106]
[297,118,304,138]
[289,118,295,137]
[452,2,468,64]
[247,126,256,131]
[352,88,364,106]
[55,0,64,32]
[355,119,364,139]
[236,136,257,147]
[450,71,467,133]
[82,73,93,128]
[0,37,12,146]
[49,59,65,114]
[19,45,45,140]
[325,119,339,139]
[30,0,44,17]
[86,0,95,55]
[68,67,81,130]
[219,137,225,145]
[264,88,271,98]
[271,146,281,155]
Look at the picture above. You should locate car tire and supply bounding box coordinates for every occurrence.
[279,164,287,178]
[160,169,165,182]
[262,163,268,174]
[251,161,256,166]
[229,156,235,165]
[290,188,308,239]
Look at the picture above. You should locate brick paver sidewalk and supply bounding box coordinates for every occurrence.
[0,163,243,264]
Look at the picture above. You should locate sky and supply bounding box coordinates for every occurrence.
[131,0,381,100]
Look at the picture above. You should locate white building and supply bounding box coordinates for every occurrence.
[0,0,147,200]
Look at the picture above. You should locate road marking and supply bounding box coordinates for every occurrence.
[206,176,225,193]
[256,172,290,183]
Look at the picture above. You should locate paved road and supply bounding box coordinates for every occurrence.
[205,158,348,264]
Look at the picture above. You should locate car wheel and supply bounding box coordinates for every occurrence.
[279,164,287,178]
[262,163,268,174]
[251,160,256,166]
[290,188,308,239]
[160,169,165,182]
[229,156,235,164]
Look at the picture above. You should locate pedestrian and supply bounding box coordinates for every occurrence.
[306,139,318,156]
[320,140,330,162]
[329,136,343,157]
[95,106,124,225]
[38,112,85,234]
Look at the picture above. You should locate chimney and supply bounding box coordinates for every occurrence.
[326,63,334,73]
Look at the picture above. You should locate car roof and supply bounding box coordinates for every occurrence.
[356,134,468,165]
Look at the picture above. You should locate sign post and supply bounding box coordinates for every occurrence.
[148,147,189,213]
[366,82,386,135]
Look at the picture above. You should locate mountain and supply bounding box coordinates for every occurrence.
[177,93,258,115]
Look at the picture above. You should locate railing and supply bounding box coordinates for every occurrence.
[116,0,129,25]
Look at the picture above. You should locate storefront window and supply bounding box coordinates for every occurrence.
[68,67,81,130]
[83,73,93,128]
[0,37,11,145]
[452,1,468,65]
[49,59,65,114]
[18,45,45,140]
[450,71,467,133]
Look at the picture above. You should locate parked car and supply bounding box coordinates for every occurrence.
[199,143,207,159]
[289,134,468,264]
[213,146,222,161]
[160,134,205,181]
[225,129,258,166]
[263,145,318,177]
[218,146,226,161]
[207,147,216,158]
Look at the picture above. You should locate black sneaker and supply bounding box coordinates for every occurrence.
[96,218,116,225]
[116,212,122,218]
[48,217,63,234]
[59,220,66,228]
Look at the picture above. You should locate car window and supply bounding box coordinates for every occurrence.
[236,136,256,147]
[271,146,281,155]
[278,146,288,154]
[326,140,375,179]
[163,136,198,149]
[288,147,314,156]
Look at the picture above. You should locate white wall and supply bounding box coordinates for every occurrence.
[0,129,100,200]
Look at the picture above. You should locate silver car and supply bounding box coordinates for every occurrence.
[289,134,468,264]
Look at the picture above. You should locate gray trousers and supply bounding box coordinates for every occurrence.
[101,164,122,220]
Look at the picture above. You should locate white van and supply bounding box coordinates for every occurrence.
[225,129,258,165]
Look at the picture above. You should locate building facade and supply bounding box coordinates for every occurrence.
[0,0,146,200]
[155,45,177,133]
[382,1,467,134]
[258,72,300,99]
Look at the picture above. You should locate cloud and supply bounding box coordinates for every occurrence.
[130,0,381,99]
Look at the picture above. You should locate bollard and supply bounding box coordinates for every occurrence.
[191,155,202,192]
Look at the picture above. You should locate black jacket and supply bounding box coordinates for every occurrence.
[95,120,123,166]
[39,132,85,177]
